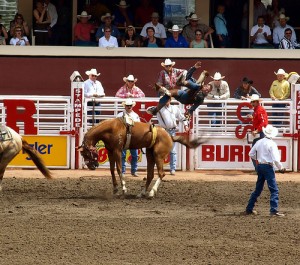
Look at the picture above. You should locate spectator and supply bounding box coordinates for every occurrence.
[9,26,30,46]
[142,26,163,47]
[269,68,290,124]
[157,97,189,175]
[98,26,118,48]
[250,16,273,48]
[140,12,167,46]
[234,77,261,100]
[115,74,145,98]
[33,0,51,45]
[83,68,105,125]
[214,4,230,48]
[165,25,188,48]
[0,19,8,45]
[74,11,96,46]
[247,94,269,171]
[273,14,297,48]
[279,28,300,49]
[135,0,155,27]
[85,0,110,26]
[95,13,120,42]
[116,98,140,177]
[207,72,230,126]
[121,25,140,47]
[44,0,58,45]
[189,30,208,48]
[182,13,214,44]
[244,124,285,217]
[113,0,133,28]
[9,13,30,38]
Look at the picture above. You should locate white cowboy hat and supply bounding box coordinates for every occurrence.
[123,74,137,83]
[250,94,262,102]
[287,72,300,84]
[85,68,100,76]
[187,14,200,21]
[168,25,182,33]
[263,124,278,138]
[278,14,290,21]
[151,12,159,18]
[116,0,129,8]
[122,98,136,107]
[161,58,175,67]
[101,13,115,22]
[274,68,286,75]
[77,11,91,19]
[211,72,225,80]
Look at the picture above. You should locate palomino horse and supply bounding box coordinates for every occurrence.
[78,118,204,198]
[0,126,52,191]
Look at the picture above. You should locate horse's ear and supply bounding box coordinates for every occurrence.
[76,146,83,152]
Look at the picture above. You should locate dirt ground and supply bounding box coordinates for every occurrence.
[0,168,299,265]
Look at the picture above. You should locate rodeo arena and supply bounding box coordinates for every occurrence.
[1,1,300,263]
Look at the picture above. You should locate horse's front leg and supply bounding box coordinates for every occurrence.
[115,150,127,195]
[107,151,118,194]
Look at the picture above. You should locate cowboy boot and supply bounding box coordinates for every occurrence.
[154,83,171,96]
[176,72,186,86]
[197,70,209,85]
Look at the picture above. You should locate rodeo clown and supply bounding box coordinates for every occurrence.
[116,98,140,177]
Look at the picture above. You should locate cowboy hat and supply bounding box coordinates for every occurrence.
[123,74,137,83]
[211,72,225,80]
[85,68,100,76]
[250,94,261,102]
[278,14,290,21]
[263,124,278,138]
[122,98,136,107]
[101,13,115,22]
[161,58,175,67]
[77,11,91,19]
[168,25,182,33]
[274,68,286,75]
[116,0,129,8]
[287,72,300,84]
[187,13,200,21]
[151,12,159,18]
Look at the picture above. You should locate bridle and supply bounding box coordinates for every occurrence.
[79,140,99,170]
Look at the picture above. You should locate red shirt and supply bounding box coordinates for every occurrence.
[252,105,268,132]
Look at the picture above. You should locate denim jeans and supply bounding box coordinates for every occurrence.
[272,103,286,125]
[166,129,176,172]
[207,103,222,125]
[122,149,138,175]
[246,164,279,213]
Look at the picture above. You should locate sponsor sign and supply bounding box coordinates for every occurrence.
[10,136,69,167]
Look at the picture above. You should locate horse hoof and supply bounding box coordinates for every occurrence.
[148,190,155,198]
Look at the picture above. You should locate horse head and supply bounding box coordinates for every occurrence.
[77,141,99,170]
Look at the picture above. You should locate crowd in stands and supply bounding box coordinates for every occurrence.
[0,0,299,49]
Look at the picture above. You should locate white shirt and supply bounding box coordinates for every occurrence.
[207,80,230,100]
[47,2,58,28]
[117,110,140,122]
[140,22,167,39]
[273,24,296,45]
[98,36,118,48]
[10,36,29,46]
[83,79,105,97]
[250,24,271,44]
[249,137,283,170]
[157,104,188,130]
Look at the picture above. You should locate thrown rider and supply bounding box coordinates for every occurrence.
[147,59,211,120]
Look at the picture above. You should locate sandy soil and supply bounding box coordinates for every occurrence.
[0,168,299,265]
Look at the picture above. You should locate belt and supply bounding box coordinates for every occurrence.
[258,162,273,165]
[166,127,176,131]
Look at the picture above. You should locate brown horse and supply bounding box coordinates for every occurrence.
[78,118,204,198]
[0,126,52,191]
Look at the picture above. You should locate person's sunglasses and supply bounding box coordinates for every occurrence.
[126,105,133,108]
[165,65,172,68]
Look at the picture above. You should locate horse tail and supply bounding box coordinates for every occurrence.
[172,135,206,149]
[21,139,52,179]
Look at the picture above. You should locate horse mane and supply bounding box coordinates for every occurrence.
[85,119,116,138]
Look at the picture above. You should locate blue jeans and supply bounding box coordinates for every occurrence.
[207,103,222,125]
[166,129,176,172]
[122,149,138,175]
[246,164,279,213]
[272,103,286,125]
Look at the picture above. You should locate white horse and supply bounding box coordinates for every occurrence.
[0,126,52,191]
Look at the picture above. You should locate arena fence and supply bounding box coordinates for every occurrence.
[2,82,299,172]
